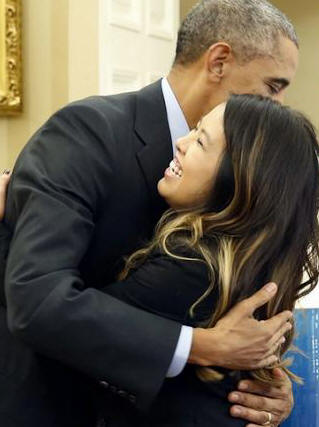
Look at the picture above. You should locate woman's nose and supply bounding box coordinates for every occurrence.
[175,136,188,155]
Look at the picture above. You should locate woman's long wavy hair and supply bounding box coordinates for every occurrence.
[119,94,319,385]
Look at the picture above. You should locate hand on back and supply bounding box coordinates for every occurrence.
[190,282,293,370]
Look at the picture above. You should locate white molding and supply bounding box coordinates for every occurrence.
[107,0,143,32]
[98,0,179,95]
[110,68,142,94]
[146,0,175,41]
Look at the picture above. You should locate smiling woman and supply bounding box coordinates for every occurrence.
[0,0,22,115]
[158,103,227,210]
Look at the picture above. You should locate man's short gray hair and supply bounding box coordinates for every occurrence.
[175,0,298,65]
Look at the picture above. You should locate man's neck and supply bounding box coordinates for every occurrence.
[167,65,211,129]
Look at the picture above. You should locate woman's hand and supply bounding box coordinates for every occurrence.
[0,169,11,221]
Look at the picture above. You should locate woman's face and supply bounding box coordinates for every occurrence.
[158,103,226,210]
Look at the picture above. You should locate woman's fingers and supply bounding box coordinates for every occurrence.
[0,169,11,189]
[0,169,11,221]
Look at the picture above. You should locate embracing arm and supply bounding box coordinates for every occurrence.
[2,101,182,411]
[0,157,294,424]
[104,250,295,427]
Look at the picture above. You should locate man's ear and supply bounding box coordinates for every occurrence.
[206,43,233,82]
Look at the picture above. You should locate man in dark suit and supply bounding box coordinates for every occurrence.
[0,1,298,426]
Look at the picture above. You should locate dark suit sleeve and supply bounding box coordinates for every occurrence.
[4,99,182,411]
[0,224,11,307]
[105,248,213,326]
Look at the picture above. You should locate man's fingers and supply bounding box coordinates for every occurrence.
[272,367,290,382]
[229,404,279,426]
[264,311,293,337]
[229,391,273,411]
[233,283,278,317]
[262,337,286,360]
[263,327,292,360]
[246,424,274,427]
[238,378,288,397]
[232,374,294,426]
[254,354,278,369]
[268,321,292,348]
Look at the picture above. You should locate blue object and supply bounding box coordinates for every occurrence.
[282,308,319,427]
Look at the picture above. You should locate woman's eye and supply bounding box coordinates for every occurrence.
[196,138,203,147]
[267,84,280,95]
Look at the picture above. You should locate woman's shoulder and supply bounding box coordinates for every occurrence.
[149,237,216,276]
[149,243,209,276]
[147,243,217,325]
[107,242,216,326]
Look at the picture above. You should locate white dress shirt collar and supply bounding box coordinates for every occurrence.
[161,77,190,155]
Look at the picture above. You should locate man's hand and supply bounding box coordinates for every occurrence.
[0,169,11,221]
[228,368,294,426]
[189,282,293,370]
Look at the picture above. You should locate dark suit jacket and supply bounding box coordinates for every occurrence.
[98,246,248,427]
[0,81,183,426]
[0,220,247,426]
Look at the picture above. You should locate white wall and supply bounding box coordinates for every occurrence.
[99,0,179,95]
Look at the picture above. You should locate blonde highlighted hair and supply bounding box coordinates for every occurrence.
[119,95,319,385]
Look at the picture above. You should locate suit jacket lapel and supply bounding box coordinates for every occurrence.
[135,80,173,220]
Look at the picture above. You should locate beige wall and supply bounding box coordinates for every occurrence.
[181,0,197,20]
[0,0,100,171]
[272,0,319,128]
[180,0,319,129]
[68,0,99,103]
[1,1,318,171]
[0,0,69,170]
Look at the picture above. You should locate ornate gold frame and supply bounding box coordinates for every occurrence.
[0,0,22,115]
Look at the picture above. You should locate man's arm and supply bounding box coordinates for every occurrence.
[4,100,182,411]
[0,144,294,419]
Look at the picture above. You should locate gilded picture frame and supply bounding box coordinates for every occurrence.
[0,0,22,115]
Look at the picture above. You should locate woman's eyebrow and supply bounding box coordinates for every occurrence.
[200,126,212,144]
[196,117,211,144]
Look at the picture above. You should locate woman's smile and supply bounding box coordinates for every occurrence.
[164,157,183,179]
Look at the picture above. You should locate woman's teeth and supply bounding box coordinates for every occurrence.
[169,159,183,178]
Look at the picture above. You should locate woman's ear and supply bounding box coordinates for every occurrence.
[206,43,233,82]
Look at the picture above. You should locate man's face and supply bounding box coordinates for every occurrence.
[220,36,299,104]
